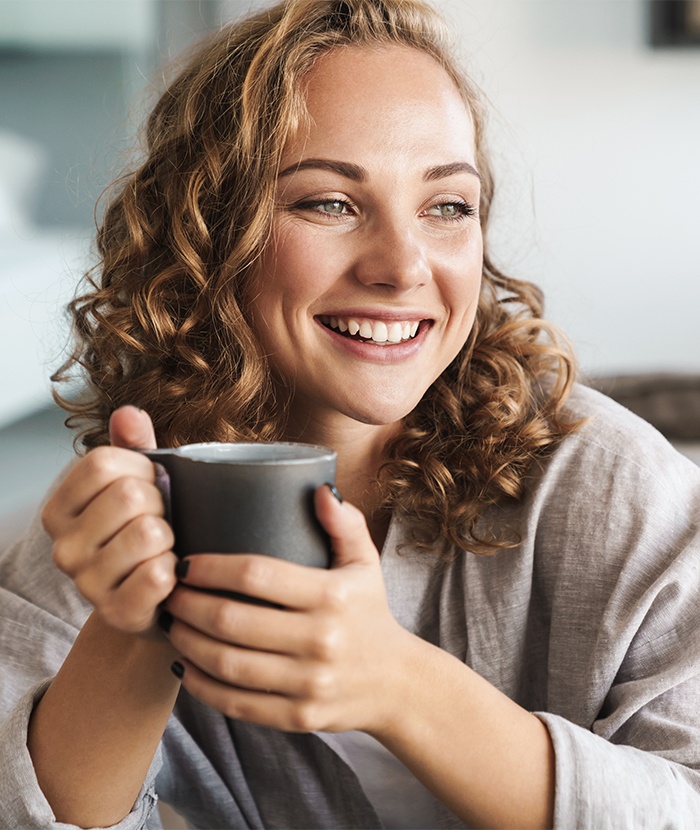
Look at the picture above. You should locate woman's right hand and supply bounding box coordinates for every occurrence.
[41,406,178,636]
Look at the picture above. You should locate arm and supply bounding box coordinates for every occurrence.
[28,615,180,827]
[27,407,181,828]
[160,488,554,829]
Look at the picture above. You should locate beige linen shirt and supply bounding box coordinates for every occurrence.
[1,384,700,829]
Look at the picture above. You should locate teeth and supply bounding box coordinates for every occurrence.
[372,321,388,343]
[359,321,373,339]
[323,316,423,344]
[387,322,403,343]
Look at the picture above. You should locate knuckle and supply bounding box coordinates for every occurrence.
[212,649,238,682]
[85,446,121,480]
[73,571,97,604]
[51,537,75,574]
[303,668,335,701]
[212,601,236,636]
[238,557,271,596]
[41,499,58,535]
[139,556,175,593]
[289,701,321,733]
[130,514,169,551]
[113,476,148,513]
[222,697,250,722]
[309,620,341,662]
[319,579,349,612]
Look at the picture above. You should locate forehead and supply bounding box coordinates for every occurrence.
[284,44,476,166]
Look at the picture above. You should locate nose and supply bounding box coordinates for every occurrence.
[352,219,432,292]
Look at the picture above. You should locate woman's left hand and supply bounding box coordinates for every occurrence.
[161,484,411,734]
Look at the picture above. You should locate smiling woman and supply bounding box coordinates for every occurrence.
[1,1,700,829]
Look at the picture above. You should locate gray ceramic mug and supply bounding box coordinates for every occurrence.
[141,443,337,573]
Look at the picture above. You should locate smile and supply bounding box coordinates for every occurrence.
[318,315,423,346]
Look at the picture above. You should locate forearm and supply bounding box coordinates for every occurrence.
[27,611,180,828]
[372,631,554,830]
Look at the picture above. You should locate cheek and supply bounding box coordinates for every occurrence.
[260,228,345,316]
[443,238,483,326]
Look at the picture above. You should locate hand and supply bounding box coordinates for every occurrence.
[161,486,412,734]
[42,406,178,635]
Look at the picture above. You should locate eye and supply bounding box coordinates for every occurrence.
[317,200,347,215]
[293,198,353,217]
[425,201,476,221]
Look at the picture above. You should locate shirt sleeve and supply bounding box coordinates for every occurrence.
[527,391,700,829]
[0,681,164,830]
[538,711,700,829]
[0,489,165,830]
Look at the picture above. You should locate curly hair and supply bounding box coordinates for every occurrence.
[53,0,580,555]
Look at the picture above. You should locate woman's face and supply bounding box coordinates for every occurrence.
[250,44,483,433]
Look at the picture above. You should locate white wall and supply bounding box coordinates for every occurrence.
[438,0,700,375]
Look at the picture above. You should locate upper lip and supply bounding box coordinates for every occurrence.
[315,309,433,322]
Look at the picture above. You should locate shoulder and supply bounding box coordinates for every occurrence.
[540,382,700,503]
[519,383,700,594]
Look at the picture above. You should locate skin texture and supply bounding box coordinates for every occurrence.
[29,46,554,829]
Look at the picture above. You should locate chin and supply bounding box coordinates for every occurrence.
[341,392,425,427]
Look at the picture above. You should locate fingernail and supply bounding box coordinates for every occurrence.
[157,610,173,635]
[170,661,185,680]
[175,559,190,579]
[327,484,343,504]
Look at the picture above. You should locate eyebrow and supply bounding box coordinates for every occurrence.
[423,162,481,183]
[278,158,481,183]
[278,159,367,181]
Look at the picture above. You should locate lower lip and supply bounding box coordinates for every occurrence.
[315,319,431,363]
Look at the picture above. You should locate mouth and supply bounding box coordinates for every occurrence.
[317,314,428,346]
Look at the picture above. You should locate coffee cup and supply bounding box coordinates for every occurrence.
[141,442,337,572]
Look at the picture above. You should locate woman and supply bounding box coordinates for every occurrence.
[1,1,699,828]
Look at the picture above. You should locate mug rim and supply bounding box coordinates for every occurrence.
[145,441,336,464]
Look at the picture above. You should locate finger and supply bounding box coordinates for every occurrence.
[172,659,320,733]
[165,617,303,694]
[176,554,326,610]
[165,586,306,653]
[42,446,156,534]
[109,405,157,450]
[314,485,380,569]
[77,477,167,552]
[78,514,174,598]
[101,551,178,633]
[53,479,167,578]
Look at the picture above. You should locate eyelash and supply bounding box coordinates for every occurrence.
[426,200,477,222]
[295,199,353,217]
[293,198,477,222]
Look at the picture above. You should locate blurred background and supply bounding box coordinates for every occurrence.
[1,0,699,537]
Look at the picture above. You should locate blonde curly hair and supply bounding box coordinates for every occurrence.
[54,0,580,554]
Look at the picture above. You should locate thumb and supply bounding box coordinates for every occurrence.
[314,484,380,569]
[108,405,157,450]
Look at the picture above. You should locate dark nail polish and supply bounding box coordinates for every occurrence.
[170,661,185,680]
[175,559,190,580]
[328,484,343,504]
[157,610,173,635]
